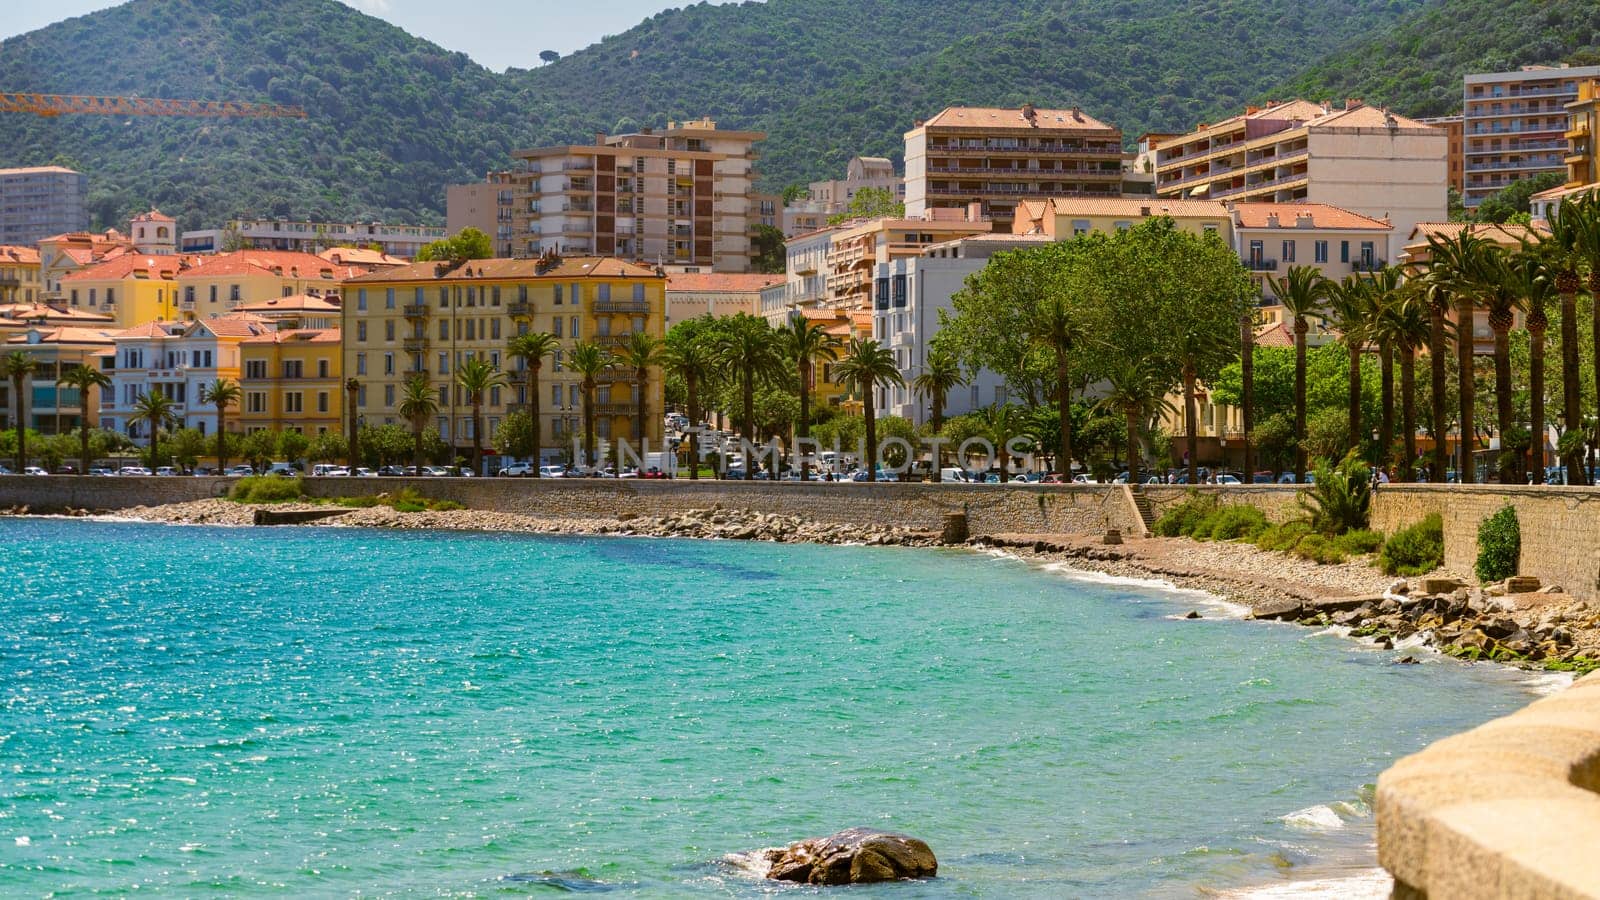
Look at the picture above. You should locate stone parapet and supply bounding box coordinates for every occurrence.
[1377,671,1600,898]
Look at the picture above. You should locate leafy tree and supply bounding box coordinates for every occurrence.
[308,430,348,464]
[415,227,493,263]
[714,314,783,472]
[169,427,207,471]
[539,49,560,65]
[4,351,39,470]
[278,429,310,464]
[827,187,904,225]
[831,338,903,480]
[494,410,535,458]
[240,429,278,472]
[752,224,786,274]
[1473,172,1563,224]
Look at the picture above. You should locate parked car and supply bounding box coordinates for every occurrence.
[499,462,535,477]
[117,466,152,476]
[89,467,116,477]
[154,467,180,477]
[265,462,299,477]
[1214,474,1242,485]
[353,467,377,477]
[420,466,450,477]
[378,465,406,477]
[226,464,255,477]
[311,464,348,477]
[538,465,566,478]
[23,466,49,476]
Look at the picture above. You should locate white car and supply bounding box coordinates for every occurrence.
[117,466,152,476]
[538,465,565,478]
[498,462,535,477]
[23,466,49,476]
[1215,474,1242,485]
[353,467,377,477]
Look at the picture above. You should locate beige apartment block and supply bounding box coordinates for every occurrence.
[1155,99,1446,260]
[446,170,517,257]
[904,105,1125,231]
[1011,196,1233,240]
[1461,64,1600,208]
[665,272,781,326]
[823,214,988,310]
[507,118,764,273]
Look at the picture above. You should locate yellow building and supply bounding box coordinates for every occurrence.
[342,256,667,464]
[0,245,42,305]
[59,254,188,326]
[239,328,343,435]
[1011,196,1233,240]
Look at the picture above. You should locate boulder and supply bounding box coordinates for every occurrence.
[761,829,937,885]
[1421,577,1466,595]
[1304,595,1384,616]
[1504,575,1541,594]
[1183,610,1201,619]
[1251,597,1304,621]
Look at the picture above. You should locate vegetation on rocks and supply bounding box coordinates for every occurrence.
[228,475,304,503]
[1379,513,1446,576]
[1474,504,1521,583]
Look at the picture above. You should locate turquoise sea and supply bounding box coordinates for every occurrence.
[0,519,1548,896]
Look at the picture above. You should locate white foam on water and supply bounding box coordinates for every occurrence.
[719,848,780,880]
[1521,670,1575,696]
[1308,625,1353,639]
[14,836,30,847]
[1279,805,1347,832]
[1220,867,1391,899]
[1036,560,1253,618]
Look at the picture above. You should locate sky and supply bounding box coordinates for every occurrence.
[1,0,740,71]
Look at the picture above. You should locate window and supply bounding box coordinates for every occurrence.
[356,352,367,376]
[1314,240,1329,263]
[439,287,449,309]
[357,321,367,342]
[385,320,395,341]
[210,285,218,304]
[247,392,267,413]
[491,319,502,340]
[284,360,303,379]
[438,351,449,375]
[491,286,501,306]
[357,289,368,311]
[317,392,329,413]
[384,352,394,375]
[230,285,241,302]
[245,359,267,379]
[632,283,645,301]
[875,278,889,310]
[1202,224,1219,235]
[1340,241,1350,264]
[553,384,562,407]
[570,284,581,305]
[385,288,395,309]
[553,317,563,338]
[318,359,330,379]
[384,384,395,406]
[1248,240,1264,266]
[466,319,476,341]
[1360,241,1375,267]
[518,284,528,303]
[553,350,563,373]
[285,392,303,413]
[1282,240,1296,263]
[414,287,424,305]
[1113,220,1132,232]
[489,386,501,407]
[1071,219,1091,236]
[439,319,449,340]
[358,385,367,407]
[569,385,579,408]
[598,283,611,302]
[554,284,563,305]
[892,274,907,308]
[571,316,579,339]
[185,286,195,305]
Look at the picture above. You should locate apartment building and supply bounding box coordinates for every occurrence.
[179,219,447,257]
[102,314,272,440]
[507,118,764,272]
[61,250,367,327]
[36,228,133,300]
[824,213,988,310]
[1154,99,1446,259]
[760,226,839,324]
[871,234,1051,425]
[904,105,1125,230]
[341,256,666,464]
[1460,64,1600,207]
[446,170,517,258]
[239,328,343,436]
[0,326,117,437]
[806,156,905,215]
[1230,202,1394,327]
[0,166,88,246]
[666,272,781,325]
[1011,197,1233,240]
[1418,115,1465,193]
[0,245,42,305]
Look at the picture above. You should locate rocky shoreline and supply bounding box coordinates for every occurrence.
[25,498,1600,671]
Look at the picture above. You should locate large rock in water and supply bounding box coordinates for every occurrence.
[762,828,937,884]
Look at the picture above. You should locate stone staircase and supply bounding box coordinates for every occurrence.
[1129,487,1156,537]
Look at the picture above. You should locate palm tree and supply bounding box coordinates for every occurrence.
[617,331,659,448]
[57,363,110,475]
[1570,196,1600,478]
[1470,241,1528,483]
[4,350,39,471]
[774,313,840,480]
[1375,282,1432,482]
[1364,268,1405,466]
[1537,203,1589,482]
[1417,274,1454,483]
[568,341,612,470]
[1096,358,1173,487]
[831,338,903,482]
[1270,265,1330,483]
[661,330,717,480]
[1026,294,1086,476]
[507,332,561,470]
[714,315,784,473]
[201,377,241,471]
[1507,248,1553,482]
[455,357,502,476]
[978,403,1027,483]
[1240,309,1256,479]
[397,372,438,469]
[1427,231,1487,483]
[345,377,361,470]
[131,390,179,470]
[912,347,964,480]
[1328,275,1375,455]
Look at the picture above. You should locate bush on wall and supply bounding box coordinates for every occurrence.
[1474,505,1520,584]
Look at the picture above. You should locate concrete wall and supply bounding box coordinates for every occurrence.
[1377,671,1600,899]
[1140,484,1308,523]
[0,476,1147,539]
[1371,484,1600,602]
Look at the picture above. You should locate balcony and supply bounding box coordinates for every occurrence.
[1244,258,1279,271]
[593,300,650,313]
[1466,139,1567,154]
[506,300,531,317]
[403,337,429,352]
[402,304,428,318]
[1465,159,1564,172]
[1351,258,1389,273]
[593,402,635,415]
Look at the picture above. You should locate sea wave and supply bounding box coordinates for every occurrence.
[1219,867,1391,899]
[1037,561,1253,618]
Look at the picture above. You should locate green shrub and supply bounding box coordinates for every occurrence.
[1378,514,1444,576]
[1333,528,1384,556]
[1153,492,1218,537]
[1474,505,1521,583]
[429,499,465,511]
[1255,521,1312,553]
[392,500,426,513]
[1298,451,1372,535]
[229,475,304,504]
[1292,533,1348,565]
[1205,504,1269,541]
[334,496,380,508]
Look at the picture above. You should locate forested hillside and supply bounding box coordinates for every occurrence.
[0,0,1593,232]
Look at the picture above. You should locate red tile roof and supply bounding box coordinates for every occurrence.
[921,105,1117,133]
[241,327,341,345]
[666,273,783,293]
[344,256,663,284]
[1231,202,1393,230]
[0,245,41,265]
[232,293,342,314]
[190,313,272,338]
[5,326,116,346]
[1254,320,1295,348]
[60,254,192,282]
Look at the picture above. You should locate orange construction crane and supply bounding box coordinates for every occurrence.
[0,92,306,119]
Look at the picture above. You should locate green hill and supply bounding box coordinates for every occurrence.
[0,0,1593,233]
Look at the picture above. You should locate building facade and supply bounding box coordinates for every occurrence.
[806,156,905,214]
[507,118,764,272]
[905,105,1125,231]
[0,166,88,246]
[445,170,517,258]
[1229,202,1394,327]
[1418,115,1465,194]
[60,250,366,327]
[1154,99,1446,259]
[0,326,116,437]
[1460,64,1600,208]
[36,229,133,301]
[179,219,447,257]
[102,315,271,441]
[666,272,782,325]
[239,328,343,436]
[1011,197,1233,240]
[824,214,988,310]
[761,226,839,324]
[0,245,42,305]
[342,256,667,464]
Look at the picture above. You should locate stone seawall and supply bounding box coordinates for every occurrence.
[1378,671,1600,898]
[0,476,1148,539]
[1140,484,1307,523]
[1370,484,1600,603]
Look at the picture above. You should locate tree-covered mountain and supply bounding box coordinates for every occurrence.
[0,0,1593,234]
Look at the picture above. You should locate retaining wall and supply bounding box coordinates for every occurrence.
[1377,671,1600,899]
[1140,484,1307,523]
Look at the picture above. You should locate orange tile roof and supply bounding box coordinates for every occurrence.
[242,327,341,345]
[921,105,1117,133]
[131,208,176,223]
[113,321,181,339]
[1531,182,1600,203]
[178,249,359,281]
[1404,222,1544,248]
[666,273,783,293]
[1308,104,1433,131]
[1230,202,1392,231]
[61,254,190,282]
[318,247,408,267]
[232,293,342,314]
[1041,197,1229,218]
[191,313,271,338]
[5,326,117,345]
[344,256,663,284]
[1254,320,1295,348]
[0,303,114,323]
[0,245,41,264]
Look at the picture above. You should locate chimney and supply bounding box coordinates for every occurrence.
[1296,212,1314,228]
[1266,212,1280,228]
[1345,97,1363,110]
[914,119,925,128]
[967,201,985,222]
[1021,103,1037,122]
[1245,105,1260,115]
[595,132,606,145]
[1139,205,1151,217]
[1071,106,1083,122]
[1321,100,1332,114]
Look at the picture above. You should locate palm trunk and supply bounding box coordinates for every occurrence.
[347,387,359,470]
[798,359,811,481]
[150,426,160,472]
[686,370,699,481]
[529,365,542,470]
[997,422,1009,484]
[1591,279,1600,484]
[1457,296,1476,483]
[931,394,945,482]
[1241,314,1254,479]
[863,388,877,482]
[634,369,646,446]
[1126,409,1140,486]
[1400,344,1418,483]
[1182,363,1198,484]
[471,398,483,476]
[79,398,92,475]
[412,425,424,470]
[1347,341,1363,454]
[1559,285,1584,483]
[741,366,754,475]
[1379,340,1394,469]
[1492,324,1514,483]
[583,381,596,469]
[216,405,228,470]
[1056,350,1073,476]
[1529,318,1547,483]
[1293,320,1307,483]
[13,376,26,470]
[1429,306,1448,483]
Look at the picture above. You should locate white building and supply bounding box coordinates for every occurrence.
[760,226,839,325]
[870,234,1052,424]
[180,220,447,257]
[103,314,271,441]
